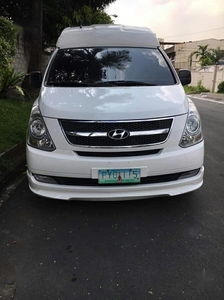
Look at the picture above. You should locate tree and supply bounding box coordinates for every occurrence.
[209,47,224,64]
[193,45,210,60]
[0,0,116,45]
[0,0,116,76]
[55,5,114,35]
[189,45,214,66]
[200,57,214,66]
[190,45,224,66]
[28,0,43,72]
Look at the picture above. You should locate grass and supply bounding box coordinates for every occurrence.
[184,81,210,94]
[0,99,33,154]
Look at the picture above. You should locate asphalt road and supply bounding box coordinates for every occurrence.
[0,98,224,300]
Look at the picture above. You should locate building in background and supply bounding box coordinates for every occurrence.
[165,38,224,69]
[158,38,164,49]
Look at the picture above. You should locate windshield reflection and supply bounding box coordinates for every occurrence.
[47,47,175,86]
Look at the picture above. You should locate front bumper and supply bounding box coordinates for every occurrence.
[26,141,204,200]
[27,167,204,200]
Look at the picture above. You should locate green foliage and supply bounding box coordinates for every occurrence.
[200,57,214,66]
[184,80,210,94]
[209,47,224,64]
[194,45,210,60]
[92,9,114,24]
[217,81,224,93]
[0,16,16,57]
[0,99,33,154]
[0,17,17,82]
[190,45,212,67]
[0,66,25,97]
[0,0,116,46]
[196,80,210,92]
[190,45,224,66]
[56,5,114,38]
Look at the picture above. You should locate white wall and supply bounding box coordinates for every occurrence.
[190,65,224,92]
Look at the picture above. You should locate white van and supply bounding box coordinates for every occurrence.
[26,25,204,200]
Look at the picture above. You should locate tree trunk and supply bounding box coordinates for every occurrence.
[28,0,43,72]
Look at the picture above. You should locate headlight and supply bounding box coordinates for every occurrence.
[27,105,56,151]
[179,100,203,148]
[186,115,200,136]
[30,118,46,138]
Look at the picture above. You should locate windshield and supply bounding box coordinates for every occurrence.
[46,47,176,87]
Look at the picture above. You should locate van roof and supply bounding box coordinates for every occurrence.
[56,24,160,49]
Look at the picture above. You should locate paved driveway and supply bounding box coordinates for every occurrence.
[0,97,224,300]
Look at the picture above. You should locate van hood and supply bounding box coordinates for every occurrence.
[39,85,188,120]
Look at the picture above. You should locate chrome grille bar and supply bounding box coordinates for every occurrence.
[59,117,174,148]
[66,128,170,137]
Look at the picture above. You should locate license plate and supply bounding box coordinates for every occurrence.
[98,168,141,184]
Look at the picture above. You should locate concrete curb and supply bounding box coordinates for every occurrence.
[200,93,224,101]
[0,142,26,192]
[189,93,224,103]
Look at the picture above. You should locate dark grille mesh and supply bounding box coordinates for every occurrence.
[76,149,161,157]
[60,119,172,132]
[68,134,168,146]
[59,118,173,147]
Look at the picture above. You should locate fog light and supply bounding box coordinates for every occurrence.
[179,169,200,180]
[33,174,57,184]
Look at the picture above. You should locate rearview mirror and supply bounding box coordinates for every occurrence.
[179,69,191,86]
[29,71,42,88]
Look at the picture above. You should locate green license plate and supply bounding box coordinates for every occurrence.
[98,168,141,184]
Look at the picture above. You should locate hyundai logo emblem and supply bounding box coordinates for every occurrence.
[108,129,130,140]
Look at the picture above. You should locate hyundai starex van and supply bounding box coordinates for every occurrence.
[26,25,204,200]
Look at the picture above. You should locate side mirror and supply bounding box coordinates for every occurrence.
[29,71,42,88]
[179,69,191,86]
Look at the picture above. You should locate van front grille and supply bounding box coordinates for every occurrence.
[59,118,173,148]
[75,149,161,157]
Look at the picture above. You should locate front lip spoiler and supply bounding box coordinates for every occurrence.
[27,167,204,201]
[32,168,200,186]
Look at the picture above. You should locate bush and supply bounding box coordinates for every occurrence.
[0,66,25,97]
[0,17,17,92]
[217,81,224,93]
[184,80,210,94]
[196,80,210,92]
[0,17,16,68]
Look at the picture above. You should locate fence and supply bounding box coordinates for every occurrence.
[190,65,224,92]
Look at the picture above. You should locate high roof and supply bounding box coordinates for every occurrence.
[56,24,159,49]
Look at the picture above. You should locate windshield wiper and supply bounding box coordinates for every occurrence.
[102,80,157,86]
[47,81,95,87]
[46,80,157,87]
